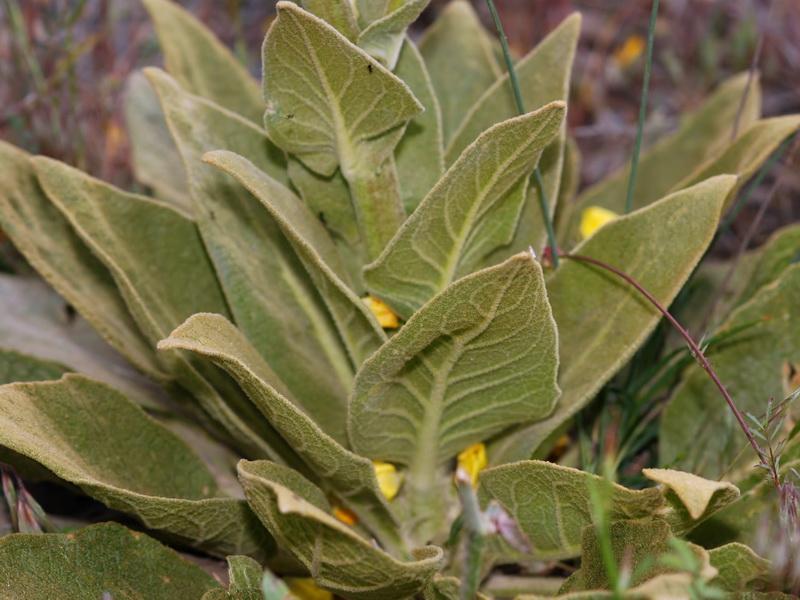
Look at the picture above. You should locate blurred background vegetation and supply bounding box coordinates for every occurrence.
[1,0,798,254]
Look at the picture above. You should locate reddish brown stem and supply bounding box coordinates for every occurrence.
[560,252,763,461]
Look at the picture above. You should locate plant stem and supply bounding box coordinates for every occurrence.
[560,251,763,459]
[485,0,560,269]
[624,0,659,214]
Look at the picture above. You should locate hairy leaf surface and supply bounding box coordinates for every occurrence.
[418,1,501,144]
[0,522,221,599]
[239,460,443,600]
[661,265,800,478]
[159,313,405,554]
[141,0,263,121]
[0,375,273,557]
[479,461,664,559]
[364,103,565,319]
[490,176,735,465]
[149,69,353,439]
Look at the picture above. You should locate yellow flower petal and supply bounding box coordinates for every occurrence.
[362,295,399,328]
[285,577,334,600]
[332,505,358,526]
[580,206,619,239]
[614,34,645,69]
[456,442,487,487]
[373,461,403,500]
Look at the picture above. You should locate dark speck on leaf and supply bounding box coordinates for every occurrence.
[367,64,373,73]
[210,210,216,221]
[318,211,327,226]
[286,114,294,119]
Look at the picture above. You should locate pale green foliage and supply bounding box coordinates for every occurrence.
[0,0,796,598]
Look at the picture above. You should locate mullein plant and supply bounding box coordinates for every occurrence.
[0,0,798,598]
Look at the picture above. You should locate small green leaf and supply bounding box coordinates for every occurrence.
[394,38,445,215]
[642,469,739,535]
[364,102,565,319]
[141,0,263,122]
[738,223,800,306]
[423,575,492,600]
[561,72,761,244]
[674,116,800,203]
[660,264,800,478]
[0,348,68,384]
[357,0,430,70]
[204,150,387,369]
[32,155,288,462]
[0,375,273,557]
[228,555,265,591]
[0,274,167,409]
[708,543,770,592]
[158,313,406,555]
[418,1,502,144]
[478,461,664,560]
[352,253,559,542]
[0,522,221,599]
[263,2,422,177]
[445,13,581,165]
[239,460,443,600]
[0,141,168,386]
[489,175,735,465]
[124,70,191,214]
[148,68,353,437]
[297,0,360,42]
[353,253,559,464]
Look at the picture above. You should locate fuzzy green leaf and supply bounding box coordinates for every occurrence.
[0,348,68,384]
[490,175,735,464]
[31,155,291,461]
[0,274,167,409]
[394,38,445,215]
[0,375,273,557]
[418,1,501,144]
[263,1,422,177]
[148,69,354,441]
[561,72,761,244]
[738,223,800,307]
[364,102,565,319]
[0,522,221,599]
[479,461,664,560]
[158,313,406,555]
[297,0,360,42]
[445,13,581,164]
[643,469,739,536]
[674,116,800,204]
[204,150,387,368]
[708,543,770,592]
[141,0,263,122]
[0,142,168,385]
[352,253,559,465]
[239,460,443,600]
[661,264,800,478]
[124,70,191,214]
[357,0,430,70]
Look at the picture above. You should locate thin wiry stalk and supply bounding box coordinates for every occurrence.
[560,251,763,459]
[624,0,659,214]
[485,0,560,269]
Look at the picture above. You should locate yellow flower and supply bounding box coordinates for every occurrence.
[373,461,403,500]
[580,206,619,239]
[614,34,645,69]
[285,577,334,600]
[332,505,358,526]
[362,295,399,328]
[456,442,487,487]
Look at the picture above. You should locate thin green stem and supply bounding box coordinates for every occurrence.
[624,0,659,214]
[485,0,559,269]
